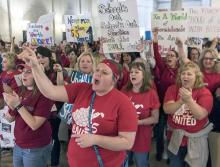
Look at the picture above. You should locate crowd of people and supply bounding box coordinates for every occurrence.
[0,26,220,167]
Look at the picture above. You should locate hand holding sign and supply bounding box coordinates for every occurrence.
[152,27,158,43]
[175,37,183,48]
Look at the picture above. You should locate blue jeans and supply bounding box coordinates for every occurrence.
[154,107,167,160]
[121,155,128,167]
[13,143,52,167]
[128,152,149,167]
[50,117,61,166]
[168,146,189,167]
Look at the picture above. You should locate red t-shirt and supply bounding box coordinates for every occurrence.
[164,85,213,145]
[203,71,220,93]
[9,90,54,148]
[0,70,21,97]
[123,89,160,152]
[64,83,137,167]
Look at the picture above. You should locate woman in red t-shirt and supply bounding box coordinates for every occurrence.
[21,48,138,167]
[163,62,213,167]
[152,28,180,161]
[0,52,21,109]
[177,38,220,94]
[123,62,160,167]
[3,64,54,167]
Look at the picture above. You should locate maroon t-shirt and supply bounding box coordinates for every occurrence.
[164,85,213,146]
[64,83,137,167]
[123,89,160,152]
[153,42,179,102]
[9,90,53,148]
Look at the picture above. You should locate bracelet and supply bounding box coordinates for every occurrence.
[14,103,23,112]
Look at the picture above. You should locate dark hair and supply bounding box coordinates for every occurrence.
[126,62,152,93]
[36,46,52,58]
[0,40,5,48]
[36,46,55,72]
[119,52,136,65]
[188,47,200,60]
[66,48,76,56]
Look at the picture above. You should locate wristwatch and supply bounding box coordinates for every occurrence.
[14,103,23,111]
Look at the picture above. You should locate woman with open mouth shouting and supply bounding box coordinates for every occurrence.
[20,47,138,167]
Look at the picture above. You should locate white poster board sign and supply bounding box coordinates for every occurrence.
[98,0,141,53]
[186,7,220,38]
[151,11,187,56]
[64,15,93,43]
[27,23,54,46]
[0,106,15,148]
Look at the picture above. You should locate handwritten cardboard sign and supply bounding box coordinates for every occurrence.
[98,0,141,53]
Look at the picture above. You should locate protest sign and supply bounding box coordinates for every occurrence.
[58,71,92,125]
[98,0,141,53]
[27,23,54,46]
[0,106,15,148]
[64,15,93,43]
[186,7,220,38]
[151,10,187,56]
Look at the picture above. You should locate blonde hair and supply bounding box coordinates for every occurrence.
[2,52,17,70]
[75,51,96,74]
[176,61,204,89]
[199,48,219,73]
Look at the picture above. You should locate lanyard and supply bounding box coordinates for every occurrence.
[88,92,104,167]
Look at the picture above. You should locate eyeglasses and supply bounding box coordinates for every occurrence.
[166,54,176,58]
[203,57,215,61]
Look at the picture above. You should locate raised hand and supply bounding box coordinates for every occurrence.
[175,37,183,48]
[152,27,158,42]
[3,83,13,94]
[152,27,158,37]
[53,63,62,72]
[21,47,39,68]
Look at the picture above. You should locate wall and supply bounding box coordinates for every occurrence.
[0,0,9,41]
[211,0,220,6]
[0,0,213,43]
